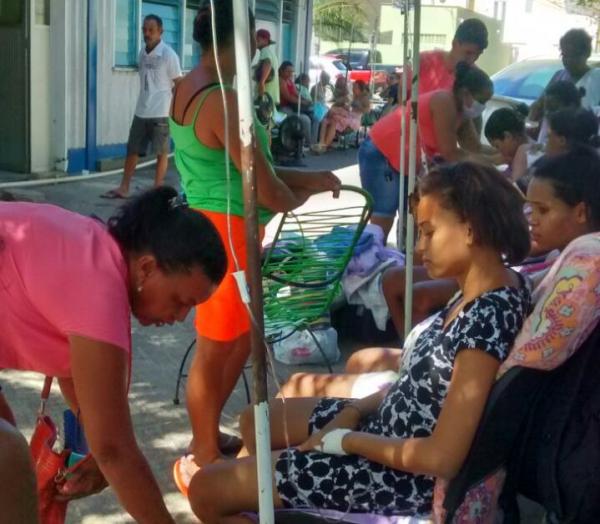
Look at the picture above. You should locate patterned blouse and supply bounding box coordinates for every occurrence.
[433,233,600,523]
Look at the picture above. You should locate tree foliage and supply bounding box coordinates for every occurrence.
[313,0,371,44]
[569,0,600,17]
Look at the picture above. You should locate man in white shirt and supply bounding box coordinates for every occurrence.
[103,14,182,199]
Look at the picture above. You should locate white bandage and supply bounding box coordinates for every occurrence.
[316,428,352,455]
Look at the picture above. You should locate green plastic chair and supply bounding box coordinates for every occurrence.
[173,185,373,404]
[261,185,373,371]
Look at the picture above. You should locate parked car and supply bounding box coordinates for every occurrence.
[308,55,347,88]
[481,56,600,142]
[325,48,383,71]
[323,48,403,91]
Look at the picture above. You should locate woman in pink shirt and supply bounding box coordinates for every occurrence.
[0,187,226,523]
[360,62,495,239]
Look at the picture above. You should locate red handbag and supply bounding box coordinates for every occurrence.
[29,377,91,524]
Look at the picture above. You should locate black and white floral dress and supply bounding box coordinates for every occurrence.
[275,283,531,516]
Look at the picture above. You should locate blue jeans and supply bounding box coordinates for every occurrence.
[359,136,404,217]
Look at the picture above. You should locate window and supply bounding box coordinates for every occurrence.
[0,1,23,26]
[184,0,201,69]
[115,0,138,67]
[493,60,563,101]
[255,0,280,23]
[282,0,296,24]
[115,0,203,69]
[142,1,181,55]
[35,0,49,25]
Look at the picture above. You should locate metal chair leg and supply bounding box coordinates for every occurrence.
[305,328,333,373]
[173,339,197,405]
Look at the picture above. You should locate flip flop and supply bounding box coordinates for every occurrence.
[173,455,198,497]
[100,189,128,199]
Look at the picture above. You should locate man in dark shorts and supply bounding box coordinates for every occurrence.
[102,14,182,199]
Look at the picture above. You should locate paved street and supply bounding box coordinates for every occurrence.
[1,149,366,523]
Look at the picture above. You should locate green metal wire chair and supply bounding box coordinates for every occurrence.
[261,185,373,371]
[173,185,373,404]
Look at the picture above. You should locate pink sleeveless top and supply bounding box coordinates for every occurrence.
[370,91,443,172]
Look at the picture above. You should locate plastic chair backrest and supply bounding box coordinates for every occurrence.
[442,365,549,521]
[262,185,373,338]
[444,324,600,522]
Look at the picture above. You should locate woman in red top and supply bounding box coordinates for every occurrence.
[278,60,316,144]
[360,62,496,239]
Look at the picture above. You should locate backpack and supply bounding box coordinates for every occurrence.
[508,325,600,523]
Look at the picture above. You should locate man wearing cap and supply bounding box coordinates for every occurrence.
[256,29,280,107]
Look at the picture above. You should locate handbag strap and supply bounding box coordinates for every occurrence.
[39,376,53,416]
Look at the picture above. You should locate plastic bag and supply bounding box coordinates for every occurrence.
[273,326,340,365]
[313,102,329,122]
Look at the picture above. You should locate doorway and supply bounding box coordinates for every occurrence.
[0,0,30,173]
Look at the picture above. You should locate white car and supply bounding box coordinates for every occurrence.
[308,55,347,88]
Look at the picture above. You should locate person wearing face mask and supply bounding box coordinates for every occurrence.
[359,62,497,240]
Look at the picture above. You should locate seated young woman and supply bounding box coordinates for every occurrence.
[534,80,582,145]
[546,106,599,156]
[312,79,371,153]
[484,105,542,183]
[280,146,600,401]
[186,161,531,522]
[437,150,600,522]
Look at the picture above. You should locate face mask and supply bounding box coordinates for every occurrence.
[463,100,486,120]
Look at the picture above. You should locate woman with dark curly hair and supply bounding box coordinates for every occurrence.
[188,162,531,522]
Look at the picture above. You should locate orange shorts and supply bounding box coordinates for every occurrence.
[194,210,265,342]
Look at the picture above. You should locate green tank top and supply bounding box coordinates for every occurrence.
[168,84,275,224]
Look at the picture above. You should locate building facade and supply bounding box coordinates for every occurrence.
[0,0,311,175]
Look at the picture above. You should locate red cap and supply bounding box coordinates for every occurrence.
[256,29,275,44]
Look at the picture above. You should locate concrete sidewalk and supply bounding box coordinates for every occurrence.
[1,148,365,523]
[1,150,544,523]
